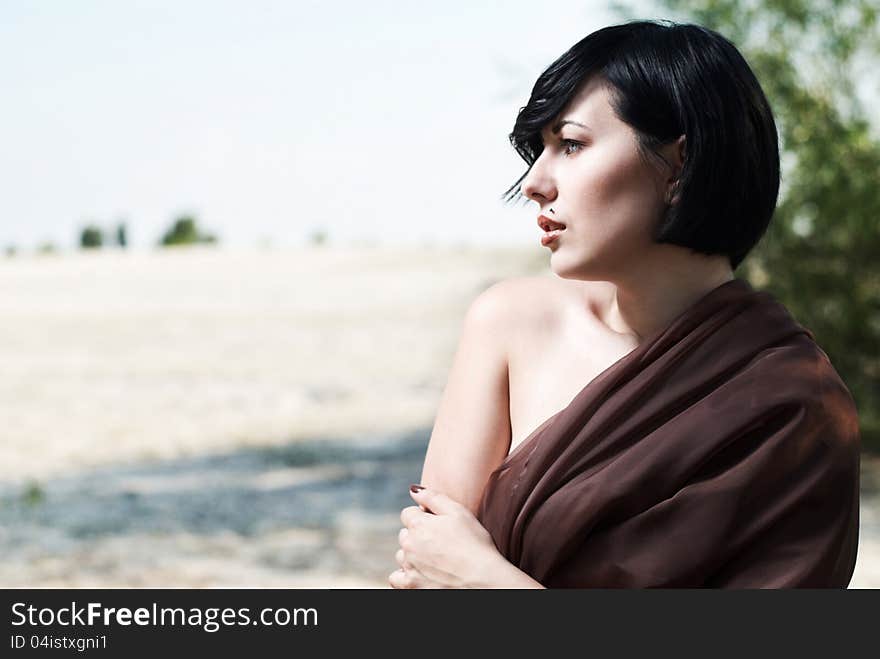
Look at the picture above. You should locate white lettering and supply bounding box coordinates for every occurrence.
[71,602,86,625]
[11,603,26,626]
[103,607,115,625]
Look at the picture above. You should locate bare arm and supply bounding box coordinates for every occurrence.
[395,298,550,589]
[480,551,547,588]
[419,280,514,517]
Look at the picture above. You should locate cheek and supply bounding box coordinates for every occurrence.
[577,157,661,228]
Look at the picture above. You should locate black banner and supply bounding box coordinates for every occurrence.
[1,588,875,655]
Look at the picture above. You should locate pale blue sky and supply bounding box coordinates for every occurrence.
[3,2,877,252]
[2,0,655,250]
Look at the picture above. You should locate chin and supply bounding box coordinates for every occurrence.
[549,252,595,280]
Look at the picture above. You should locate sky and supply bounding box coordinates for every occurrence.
[1,0,637,251]
[4,1,874,252]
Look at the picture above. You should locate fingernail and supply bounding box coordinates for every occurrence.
[410,484,425,493]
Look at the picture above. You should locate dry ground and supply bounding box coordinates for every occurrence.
[0,245,876,588]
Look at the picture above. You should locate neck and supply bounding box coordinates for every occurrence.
[599,251,734,344]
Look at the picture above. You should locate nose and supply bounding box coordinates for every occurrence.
[520,150,557,206]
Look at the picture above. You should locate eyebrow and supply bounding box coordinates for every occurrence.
[550,119,592,134]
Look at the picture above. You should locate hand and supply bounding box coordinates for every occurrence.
[388,485,502,589]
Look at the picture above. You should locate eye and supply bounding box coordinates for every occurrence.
[561,139,584,156]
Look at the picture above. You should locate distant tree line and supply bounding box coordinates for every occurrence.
[158,215,217,246]
[74,215,219,250]
[3,241,58,256]
[3,214,345,256]
[2,214,220,257]
[79,222,128,249]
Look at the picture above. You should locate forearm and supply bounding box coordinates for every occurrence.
[478,551,546,589]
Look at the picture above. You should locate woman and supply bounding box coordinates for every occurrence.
[389,20,860,588]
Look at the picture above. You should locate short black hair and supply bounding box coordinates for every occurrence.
[504,19,780,271]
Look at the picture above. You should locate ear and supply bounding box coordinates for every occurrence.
[666,134,686,177]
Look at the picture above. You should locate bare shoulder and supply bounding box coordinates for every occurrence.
[419,274,612,513]
[469,275,608,340]
[469,275,566,326]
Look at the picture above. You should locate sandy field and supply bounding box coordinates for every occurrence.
[0,245,877,588]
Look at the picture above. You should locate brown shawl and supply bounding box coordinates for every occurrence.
[476,278,860,588]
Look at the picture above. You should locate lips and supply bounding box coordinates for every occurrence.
[537,214,566,232]
[541,229,563,247]
[538,214,566,248]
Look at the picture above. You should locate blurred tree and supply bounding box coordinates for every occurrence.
[36,241,57,255]
[80,225,103,249]
[159,215,218,246]
[308,229,328,246]
[21,480,45,506]
[4,245,16,257]
[615,0,880,448]
[116,222,128,248]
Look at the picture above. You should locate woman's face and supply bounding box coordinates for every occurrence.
[521,75,678,281]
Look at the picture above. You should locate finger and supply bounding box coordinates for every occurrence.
[398,527,409,548]
[388,568,411,589]
[409,484,463,516]
[395,548,412,570]
[399,505,426,528]
[388,566,423,589]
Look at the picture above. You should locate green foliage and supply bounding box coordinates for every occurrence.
[4,245,16,257]
[79,224,103,249]
[36,241,57,255]
[159,215,218,247]
[22,480,44,506]
[308,229,328,246]
[116,222,128,248]
[620,0,880,449]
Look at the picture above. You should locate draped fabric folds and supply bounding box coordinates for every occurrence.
[476,278,860,588]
